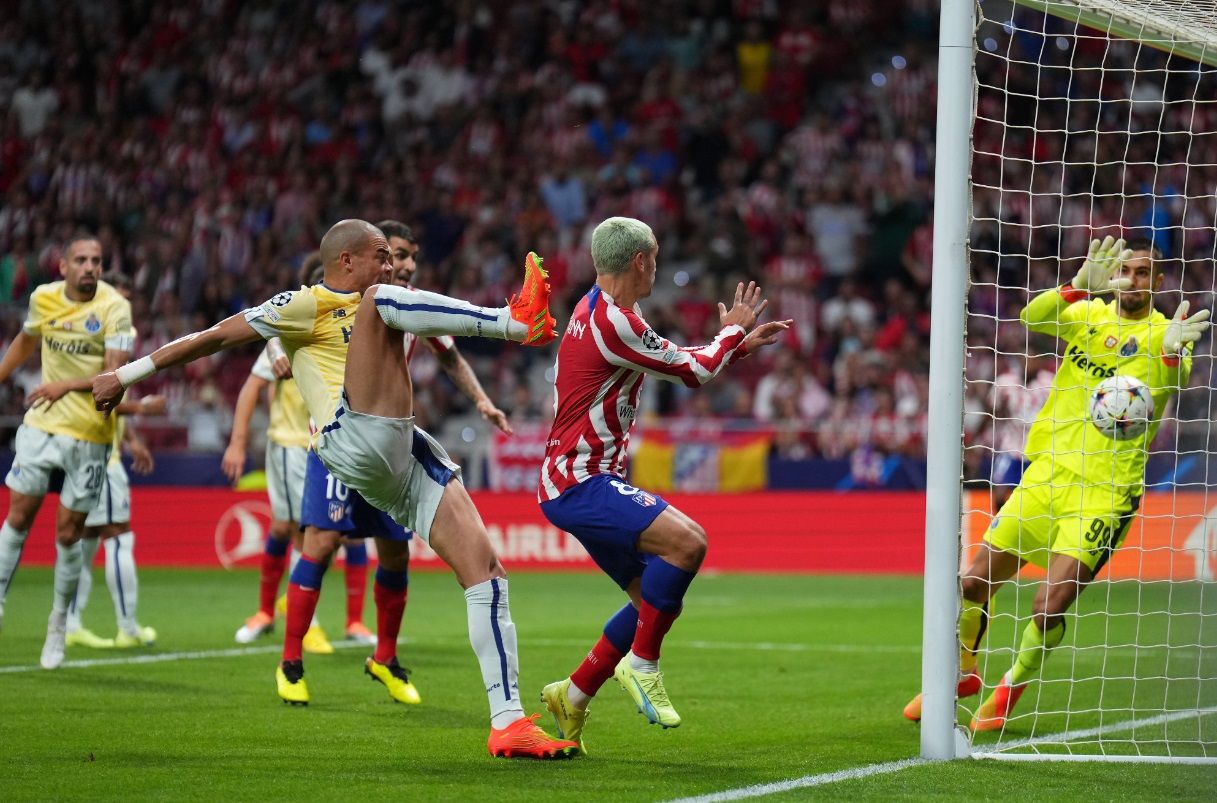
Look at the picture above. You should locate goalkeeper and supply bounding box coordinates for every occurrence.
[904,236,1210,731]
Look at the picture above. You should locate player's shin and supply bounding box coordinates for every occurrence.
[344,541,369,628]
[283,556,326,662]
[569,604,634,704]
[0,521,30,603]
[372,566,407,664]
[104,532,139,633]
[259,535,289,617]
[373,285,521,341]
[959,598,989,674]
[52,540,84,615]
[464,577,525,729]
[1010,619,1066,686]
[68,537,101,632]
[631,559,695,671]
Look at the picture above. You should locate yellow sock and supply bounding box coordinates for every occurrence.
[1010,620,1066,685]
[958,598,987,673]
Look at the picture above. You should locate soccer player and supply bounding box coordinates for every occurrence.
[537,216,790,753]
[276,219,513,705]
[66,391,164,649]
[902,236,1210,731]
[65,272,162,650]
[0,234,134,669]
[95,219,577,758]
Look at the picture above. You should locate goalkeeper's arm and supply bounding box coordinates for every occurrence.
[1158,300,1209,386]
[1020,237,1132,335]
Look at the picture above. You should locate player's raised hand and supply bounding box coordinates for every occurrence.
[1163,300,1211,354]
[1072,236,1134,294]
[93,371,124,415]
[476,398,514,435]
[743,319,793,353]
[718,281,768,331]
[26,379,75,410]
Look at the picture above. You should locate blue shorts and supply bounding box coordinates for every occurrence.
[991,452,1029,487]
[300,450,413,541]
[539,474,669,589]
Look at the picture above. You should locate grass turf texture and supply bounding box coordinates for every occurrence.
[0,569,1213,800]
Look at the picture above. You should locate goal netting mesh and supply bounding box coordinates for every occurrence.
[963,0,1217,761]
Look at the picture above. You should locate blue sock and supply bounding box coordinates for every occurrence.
[344,542,368,567]
[603,603,636,653]
[640,558,695,613]
[374,566,408,590]
[289,555,328,589]
[265,535,290,557]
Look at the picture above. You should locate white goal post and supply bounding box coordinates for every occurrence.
[922,0,1217,763]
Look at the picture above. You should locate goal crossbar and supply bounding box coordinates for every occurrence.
[1012,0,1217,67]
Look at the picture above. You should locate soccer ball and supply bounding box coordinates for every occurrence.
[1089,375,1154,440]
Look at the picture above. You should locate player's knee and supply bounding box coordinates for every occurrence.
[960,574,990,603]
[269,520,294,540]
[670,521,707,570]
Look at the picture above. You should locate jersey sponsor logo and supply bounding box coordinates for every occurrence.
[213,499,274,568]
[617,403,636,424]
[85,313,101,333]
[44,337,94,355]
[1120,336,1139,357]
[566,319,587,339]
[1065,343,1116,379]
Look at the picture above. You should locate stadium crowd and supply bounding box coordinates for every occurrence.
[0,0,1211,481]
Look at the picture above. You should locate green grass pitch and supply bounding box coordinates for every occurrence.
[0,568,1213,800]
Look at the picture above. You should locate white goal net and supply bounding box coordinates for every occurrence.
[958,0,1217,762]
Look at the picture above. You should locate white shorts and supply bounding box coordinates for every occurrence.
[315,399,460,543]
[266,440,308,523]
[85,461,131,528]
[5,424,110,513]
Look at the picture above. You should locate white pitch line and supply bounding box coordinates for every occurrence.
[661,708,1217,802]
[0,640,369,674]
[662,758,927,803]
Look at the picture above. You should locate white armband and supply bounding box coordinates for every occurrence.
[115,356,157,388]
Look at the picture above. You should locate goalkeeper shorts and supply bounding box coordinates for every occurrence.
[984,458,1141,574]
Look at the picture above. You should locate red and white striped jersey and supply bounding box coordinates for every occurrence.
[403,331,454,363]
[538,285,747,501]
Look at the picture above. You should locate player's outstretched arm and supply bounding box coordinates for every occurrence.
[221,372,270,485]
[0,331,39,384]
[741,319,793,354]
[1020,237,1131,335]
[433,344,513,435]
[94,313,263,413]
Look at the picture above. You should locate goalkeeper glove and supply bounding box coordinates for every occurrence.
[1071,236,1134,294]
[1163,300,1211,355]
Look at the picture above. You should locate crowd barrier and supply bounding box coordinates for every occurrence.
[4,488,1213,580]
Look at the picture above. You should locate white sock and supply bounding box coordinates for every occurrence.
[52,541,84,615]
[373,285,524,341]
[0,520,30,603]
[68,538,102,632]
[567,681,592,710]
[629,651,660,674]
[464,577,524,729]
[104,532,138,633]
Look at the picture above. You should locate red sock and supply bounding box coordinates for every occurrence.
[631,600,680,662]
[570,635,626,696]
[259,551,288,618]
[345,562,368,628]
[283,583,320,662]
[373,582,407,664]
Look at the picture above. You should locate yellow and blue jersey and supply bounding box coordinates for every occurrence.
[243,285,359,435]
[22,280,134,445]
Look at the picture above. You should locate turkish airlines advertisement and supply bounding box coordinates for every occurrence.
[3,488,1214,580]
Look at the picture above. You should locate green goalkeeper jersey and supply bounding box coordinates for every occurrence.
[1020,287,1192,492]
